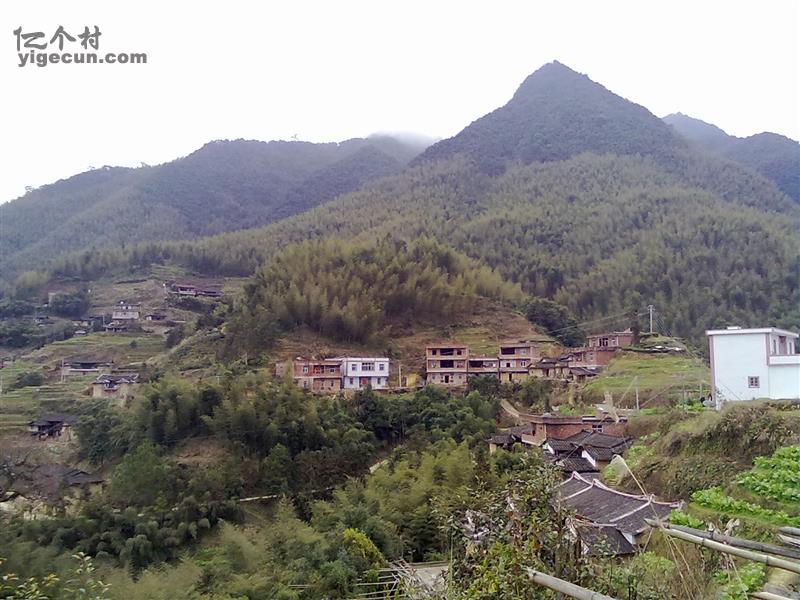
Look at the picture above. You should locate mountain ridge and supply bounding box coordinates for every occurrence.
[0,135,430,281]
[664,112,800,201]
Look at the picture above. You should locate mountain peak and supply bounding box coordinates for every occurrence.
[415,62,684,173]
[512,61,591,99]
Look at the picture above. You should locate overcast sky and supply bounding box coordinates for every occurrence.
[1,0,798,203]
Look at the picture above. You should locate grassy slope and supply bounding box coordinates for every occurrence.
[582,352,709,407]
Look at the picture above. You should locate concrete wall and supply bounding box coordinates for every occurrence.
[711,332,771,401]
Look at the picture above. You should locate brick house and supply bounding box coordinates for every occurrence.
[586,329,635,349]
[498,341,540,383]
[277,358,343,393]
[467,356,500,378]
[569,346,618,369]
[522,413,628,445]
[425,343,469,386]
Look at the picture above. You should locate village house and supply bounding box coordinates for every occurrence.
[92,373,140,404]
[103,321,129,333]
[111,301,141,321]
[28,414,77,440]
[543,430,633,471]
[340,357,390,390]
[529,355,572,380]
[467,356,500,378]
[277,358,343,393]
[707,326,800,404]
[425,343,469,386]
[523,412,628,445]
[61,357,113,376]
[144,312,168,322]
[586,329,635,349]
[498,341,540,383]
[558,472,680,553]
[569,346,618,369]
[486,424,537,453]
[168,281,223,298]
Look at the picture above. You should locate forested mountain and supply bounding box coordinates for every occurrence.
[664,112,800,201]
[0,135,429,281]
[8,63,800,348]
[414,61,687,174]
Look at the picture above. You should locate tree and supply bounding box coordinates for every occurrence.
[108,442,175,507]
[524,297,585,346]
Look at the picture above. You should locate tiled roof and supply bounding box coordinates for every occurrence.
[555,457,598,474]
[575,432,632,449]
[558,473,680,535]
[573,521,636,557]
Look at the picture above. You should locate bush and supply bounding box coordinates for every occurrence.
[10,370,44,389]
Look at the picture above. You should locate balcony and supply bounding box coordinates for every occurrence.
[769,355,800,366]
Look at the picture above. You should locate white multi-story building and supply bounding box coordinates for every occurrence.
[340,357,390,390]
[111,301,141,321]
[707,327,800,405]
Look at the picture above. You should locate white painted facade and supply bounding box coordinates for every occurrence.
[340,357,390,390]
[707,327,800,405]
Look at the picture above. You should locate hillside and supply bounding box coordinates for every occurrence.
[664,112,800,201]
[0,135,429,283]
[8,63,800,349]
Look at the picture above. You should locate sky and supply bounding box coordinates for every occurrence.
[0,0,798,203]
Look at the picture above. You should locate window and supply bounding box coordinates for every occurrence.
[379,363,385,371]
[773,339,778,355]
[520,360,527,367]
[592,424,603,432]
[363,362,375,371]
[351,364,357,371]
[600,338,609,347]
[302,366,309,374]
[748,376,760,388]
[349,377,354,385]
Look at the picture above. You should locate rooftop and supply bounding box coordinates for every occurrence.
[558,473,680,536]
[706,327,798,338]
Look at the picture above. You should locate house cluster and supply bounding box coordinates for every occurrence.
[487,412,631,477]
[487,411,678,556]
[276,357,391,392]
[426,330,634,386]
[708,326,800,404]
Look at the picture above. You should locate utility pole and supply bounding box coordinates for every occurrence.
[397,363,402,389]
[647,305,655,335]
[635,376,640,411]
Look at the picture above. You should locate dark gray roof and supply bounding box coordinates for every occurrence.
[558,473,680,536]
[555,457,599,474]
[583,445,626,462]
[574,522,636,557]
[575,432,632,449]
[30,413,77,426]
[95,373,139,384]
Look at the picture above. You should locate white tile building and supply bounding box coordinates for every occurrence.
[340,357,390,390]
[707,327,800,405]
